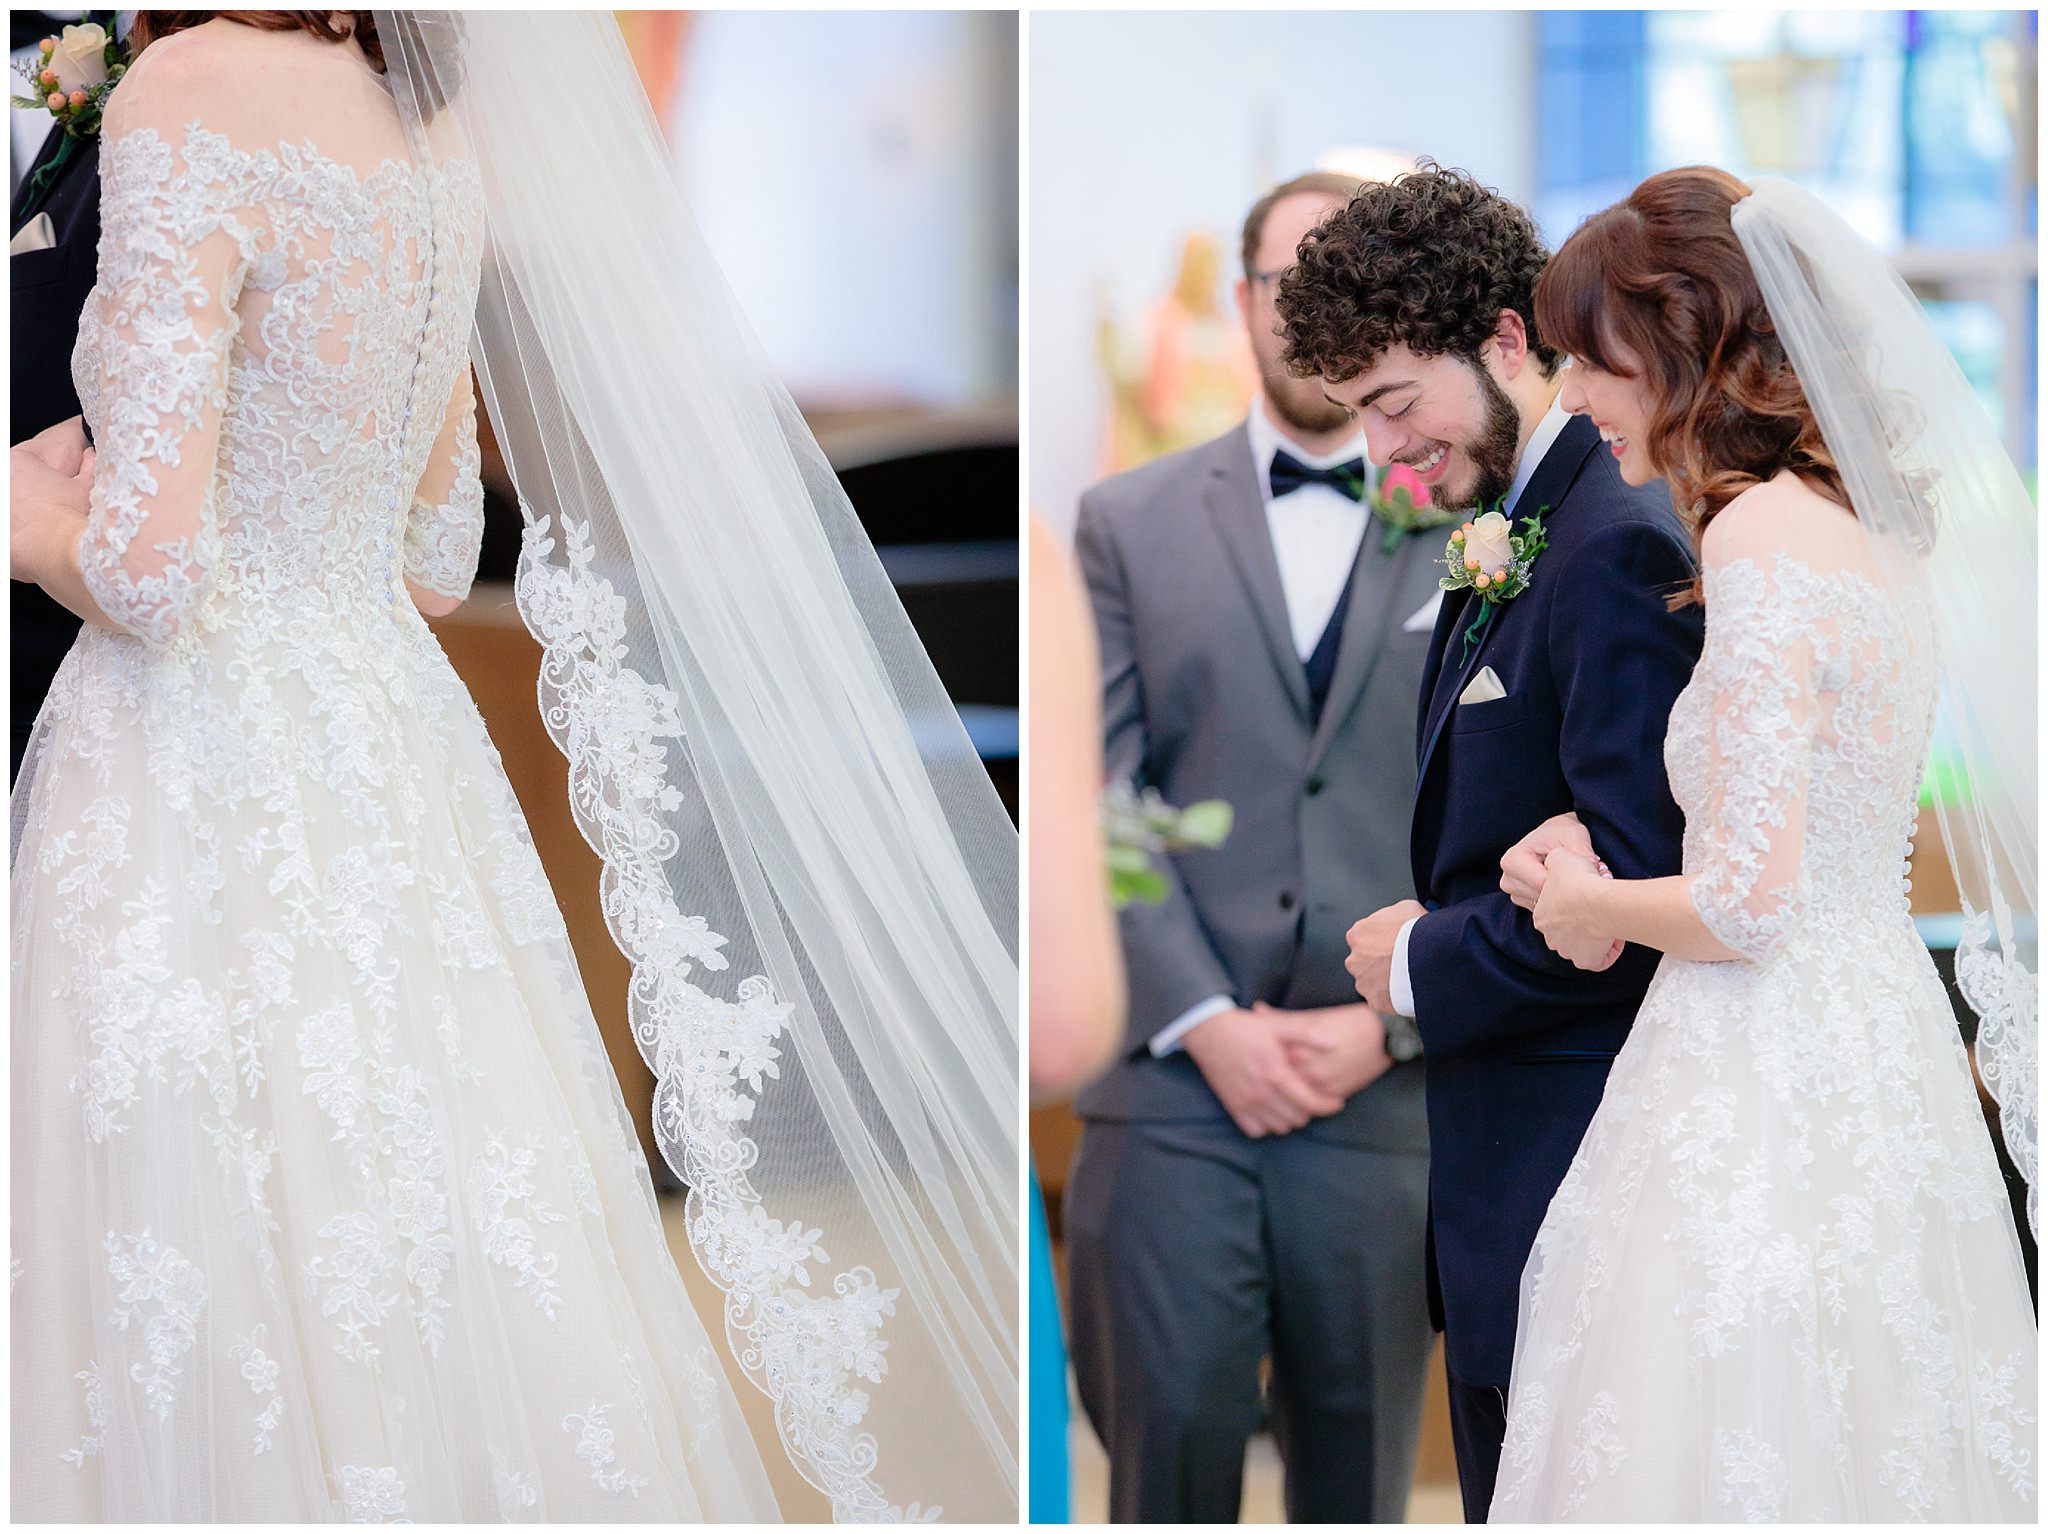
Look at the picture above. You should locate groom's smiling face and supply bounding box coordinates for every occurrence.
[1321,342,1524,513]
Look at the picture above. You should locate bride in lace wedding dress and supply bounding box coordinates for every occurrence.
[1485,169,2035,1522]
[12,12,1017,1523]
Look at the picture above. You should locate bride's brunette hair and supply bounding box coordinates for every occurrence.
[1534,166,1851,605]
[128,11,383,70]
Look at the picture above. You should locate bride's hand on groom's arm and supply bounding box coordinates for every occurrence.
[1531,850,1625,971]
[1183,1006,1347,1138]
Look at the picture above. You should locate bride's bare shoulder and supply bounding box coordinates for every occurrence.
[108,22,383,154]
[1703,471,1865,572]
[105,23,281,132]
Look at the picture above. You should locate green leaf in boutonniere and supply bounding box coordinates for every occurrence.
[1102,781,1234,909]
[1370,460,1461,555]
[1439,502,1550,664]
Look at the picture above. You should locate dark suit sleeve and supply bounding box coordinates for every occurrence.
[1073,491,1239,1055]
[1408,517,1702,1059]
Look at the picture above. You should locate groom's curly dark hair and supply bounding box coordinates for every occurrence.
[1276,162,1563,383]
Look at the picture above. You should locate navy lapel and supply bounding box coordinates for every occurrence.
[1201,427,1312,722]
[1413,412,1602,801]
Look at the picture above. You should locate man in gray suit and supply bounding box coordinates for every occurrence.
[1065,172,1441,1523]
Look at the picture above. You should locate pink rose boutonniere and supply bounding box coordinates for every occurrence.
[1369,460,1459,555]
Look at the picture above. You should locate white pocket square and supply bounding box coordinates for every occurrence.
[1458,666,1507,706]
[1400,592,1442,634]
[9,212,55,256]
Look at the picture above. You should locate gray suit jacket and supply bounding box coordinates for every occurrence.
[1072,422,1439,1149]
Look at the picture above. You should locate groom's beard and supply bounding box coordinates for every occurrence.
[1460,364,1523,513]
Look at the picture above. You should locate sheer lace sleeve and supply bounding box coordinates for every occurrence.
[1685,498,1864,962]
[78,49,263,647]
[403,364,485,602]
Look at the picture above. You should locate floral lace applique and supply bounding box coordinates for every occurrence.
[562,1401,649,1497]
[229,1325,284,1454]
[62,1364,108,1469]
[469,1131,568,1319]
[334,1463,407,1523]
[104,1230,207,1419]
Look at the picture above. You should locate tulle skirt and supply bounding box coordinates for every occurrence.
[1490,928,2036,1522]
[11,619,779,1521]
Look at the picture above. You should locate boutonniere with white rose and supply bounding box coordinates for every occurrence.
[1368,461,1460,555]
[12,24,126,141]
[1440,502,1549,663]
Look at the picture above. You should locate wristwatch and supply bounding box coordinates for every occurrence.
[1383,1011,1423,1063]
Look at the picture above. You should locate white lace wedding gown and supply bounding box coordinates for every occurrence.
[11,29,778,1522]
[1490,501,2037,1521]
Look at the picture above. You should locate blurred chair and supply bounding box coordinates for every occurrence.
[824,407,1021,822]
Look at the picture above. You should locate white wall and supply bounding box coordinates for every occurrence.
[672,10,1017,410]
[1029,11,1538,536]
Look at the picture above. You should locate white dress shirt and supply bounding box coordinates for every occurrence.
[1148,404,1373,1057]
[1388,390,1573,1018]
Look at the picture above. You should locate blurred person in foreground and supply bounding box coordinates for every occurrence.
[1027,509,1124,1523]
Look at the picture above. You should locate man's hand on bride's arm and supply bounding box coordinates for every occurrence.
[1267,1002,1392,1101]
[11,445,119,632]
[1183,1006,1346,1138]
[18,416,89,478]
[1532,850,1741,966]
[1500,811,1612,910]
[1345,899,1426,1013]
[11,444,92,585]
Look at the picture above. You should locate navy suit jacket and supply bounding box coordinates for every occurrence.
[12,121,101,778]
[1408,411,1703,1386]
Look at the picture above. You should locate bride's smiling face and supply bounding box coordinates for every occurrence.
[1559,342,1658,486]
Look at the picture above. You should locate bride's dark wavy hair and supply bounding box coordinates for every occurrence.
[129,12,384,69]
[1534,165,1851,607]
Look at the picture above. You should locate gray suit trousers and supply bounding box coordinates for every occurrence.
[1065,1116,1434,1523]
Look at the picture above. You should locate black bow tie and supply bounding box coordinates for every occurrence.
[1269,449,1368,503]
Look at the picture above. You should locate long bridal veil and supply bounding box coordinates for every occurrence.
[1733,176,2037,1241]
[375,11,1019,1520]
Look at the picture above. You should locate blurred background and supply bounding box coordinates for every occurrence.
[1028,9,2036,1522]
[1031,8,2036,541]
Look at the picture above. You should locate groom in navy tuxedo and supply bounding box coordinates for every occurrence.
[1277,165,1704,1522]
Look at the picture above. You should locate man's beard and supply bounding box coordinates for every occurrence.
[1459,361,1523,512]
[1265,370,1352,437]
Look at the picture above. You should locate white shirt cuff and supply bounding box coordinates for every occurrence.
[1149,994,1235,1056]
[1389,915,1420,1018]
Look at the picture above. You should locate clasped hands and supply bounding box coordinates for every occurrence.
[11,416,93,586]
[1183,1001,1391,1140]
[1501,811,1625,971]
